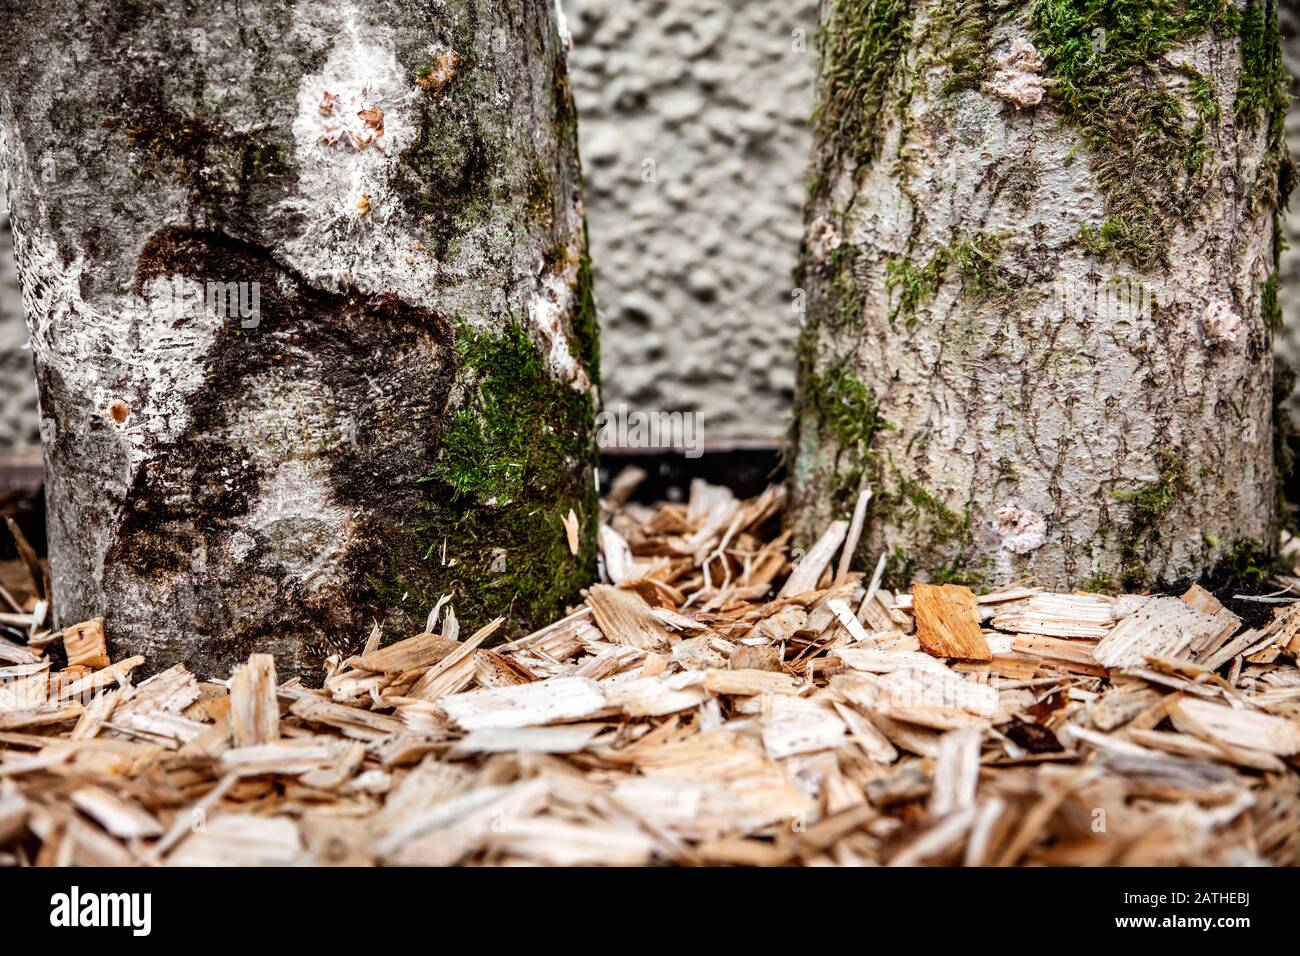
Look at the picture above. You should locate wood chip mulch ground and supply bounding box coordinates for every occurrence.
[2,470,1299,866]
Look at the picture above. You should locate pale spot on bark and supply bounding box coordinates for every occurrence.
[994,502,1047,555]
[990,38,1046,109]
[808,216,842,266]
[245,460,357,590]
[1203,298,1242,344]
[527,251,591,393]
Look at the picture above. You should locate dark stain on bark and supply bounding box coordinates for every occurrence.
[105,227,456,676]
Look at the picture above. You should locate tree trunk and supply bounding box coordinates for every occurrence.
[0,0,598,678]
[791,0,1291,591]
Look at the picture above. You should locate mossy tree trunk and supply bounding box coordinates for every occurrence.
[0,0,598,678]
[792,0,1291,591]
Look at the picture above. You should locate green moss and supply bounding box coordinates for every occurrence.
[1029,0,1244,268]
[814,0,917,172]
[1208,538,1273,590]
[1187,68,1221,124]
[952,232,1011,298]
[886,230,1009,324]
[806,363,892,452]
[373,484,597,639]
[929,4,997,95]
[1077,216,1149,261]
[1235,0,1286,132]
[886,247,949,326]
[1113,449,1191,586]
[876,471,979,587]
[828,242,867,330]
[1081,571,1116,594]
[429,320,594,504]
[526,159,554,227]
[374,318,598,638]
[1261,272,1282,333]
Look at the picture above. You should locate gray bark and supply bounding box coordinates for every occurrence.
[791,0,1289,591]
[0,0,598,678]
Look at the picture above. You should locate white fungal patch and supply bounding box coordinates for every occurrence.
[282,11,432,298]
[1204,298,1242,344]
[527,252,592,393]
[994,502,1048,555]
[808,216,842,266]
[990,38,1046,109]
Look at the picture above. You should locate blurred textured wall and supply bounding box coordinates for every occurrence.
[4,2,1300,449]
[569,0,817,442]
[0,175,39,450]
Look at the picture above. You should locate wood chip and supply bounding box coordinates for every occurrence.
[912,584,992,661]
[229,653,279,747]
[62,618,110,670]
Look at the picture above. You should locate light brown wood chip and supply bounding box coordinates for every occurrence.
[912,584,992,661]
[229,653,279,747]
[62,618,110,670]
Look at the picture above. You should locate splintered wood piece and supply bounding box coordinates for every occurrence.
[62,619,110,670]
[562,508,581,557]
[0,703,83,730]
[167,814,303,866]
[70,785,164,838]
[350,631,461,674]
[0,634,42,666]
[406,617,504,701]
[219,738,339,775]
[440,676,608,730]
[929,727,984,816]
[989,592,1115,638]
[599,524,637,585]
[229,653,279,747]
[0,662,49,711]
[1092,596,1223,668]
[911,584,992,661]
[760,696,846,758]
[703,669,799,696]
[289,696,406,741]
[605,673,709,717]
[116,663,199,718]
[1169,698,1300,756]
[778,520,848,597]
[448,723,605,757]
[586,585,671,649]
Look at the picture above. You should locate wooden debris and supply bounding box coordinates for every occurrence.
[440,677,608,730]
[0,476,1296,866]
[912,584,992,661]
[585,585,671,649]
[62,618,110,670]
[229,653,279,747]
[778,520,847,597]
[1093,596,1224,668]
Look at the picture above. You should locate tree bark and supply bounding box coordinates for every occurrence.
[0,0,598,678]
[792,0,1290,591]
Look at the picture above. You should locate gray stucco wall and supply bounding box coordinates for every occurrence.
[0,181,38,450]
[2,2,1300,449]
[569,0,817,442]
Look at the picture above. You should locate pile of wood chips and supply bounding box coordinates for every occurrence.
[2,472,1300,866]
